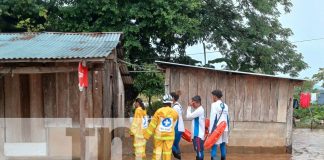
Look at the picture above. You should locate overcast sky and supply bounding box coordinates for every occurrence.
[187,0,324,79]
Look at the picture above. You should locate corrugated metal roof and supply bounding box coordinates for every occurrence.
[119,63,133,85]
[0,32,122,61]
[156,61,305,81]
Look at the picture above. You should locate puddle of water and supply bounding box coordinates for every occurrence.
[292,129,324,160]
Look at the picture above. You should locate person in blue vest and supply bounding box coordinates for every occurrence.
[171,92,185,159]
[209,90,230,160]
[186,95,205,160]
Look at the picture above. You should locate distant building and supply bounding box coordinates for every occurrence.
[319,90,324,105]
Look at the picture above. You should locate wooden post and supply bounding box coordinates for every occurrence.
[101,60,112,160]
[286,82,295,154]
[79,61,89,160]
[80,88,87,160]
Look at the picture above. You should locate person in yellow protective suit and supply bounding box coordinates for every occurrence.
[130,98,149,160]
[144,94,178,160]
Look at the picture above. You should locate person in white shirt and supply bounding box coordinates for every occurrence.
[209,90,230,160]
[171,91,184,159]
[186,95,205,160]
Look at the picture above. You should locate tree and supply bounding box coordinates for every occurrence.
[0,0,48,32]
[1,0,308,77]
[313,68,324,87]
[202,0,308,77]
[133,64,164,107]
[44,0,203,64]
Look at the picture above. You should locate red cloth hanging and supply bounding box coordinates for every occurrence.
[300,92,311,109]
[78,62,88,91]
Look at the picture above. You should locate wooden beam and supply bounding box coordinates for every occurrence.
[79,88,88,160]
[0,66,78,74]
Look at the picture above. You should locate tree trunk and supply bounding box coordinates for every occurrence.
[148,96,152,107]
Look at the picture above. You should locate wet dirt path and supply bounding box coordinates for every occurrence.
[122,129,324,160]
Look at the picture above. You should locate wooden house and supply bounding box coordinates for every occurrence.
[0,32,131,159]
[157,61,304,154]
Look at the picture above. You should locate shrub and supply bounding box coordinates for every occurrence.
[147,101,164,116]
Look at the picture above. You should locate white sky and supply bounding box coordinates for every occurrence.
[187,0,324,79]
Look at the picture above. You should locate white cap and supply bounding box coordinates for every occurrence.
[162,94,173,104]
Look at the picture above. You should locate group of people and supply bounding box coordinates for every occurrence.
[130,90,230,160]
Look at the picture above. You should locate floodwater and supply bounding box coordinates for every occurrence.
[122,129,324,160]
[292,129,324,160]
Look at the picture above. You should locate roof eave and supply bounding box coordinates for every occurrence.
[0,58,107,63]
[155,61,306,82]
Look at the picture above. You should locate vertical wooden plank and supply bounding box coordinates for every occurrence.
[79,89,88,160]
[207,72,219,119]
[235,75,245,121]
[20,75,31,142]
[112,61,118,119]
[43,74,57,119]
[56,73,69,118]
[170,68,180,94]
[29,74,46,142]
[243,76,253,121]
[197,70,207,114]
[286,82,295,153]
[4,75,22,142]
[217,72,227,103]
[30,74,44,118]
[225,74,236,122]
[19,74,31,142]
[103,61,112,118]
[4,75,21,117]
[251,77,262,121]
[179,69,189,109]
[117,71,125,118]
[260,78,271,122]
[20,75,30,118]
[188,69,198,103]
[165,68,171,94]
[87,70,94,118]
[0,76,4,119]
[206,71,217,116]
[93,71,103,118]
[101,61,112,159]
[269,79,279,122]
[277,80,289,122]
[69,72,80,127]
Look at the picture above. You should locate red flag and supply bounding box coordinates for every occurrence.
[300,92,311,109]
[78,62,88,91]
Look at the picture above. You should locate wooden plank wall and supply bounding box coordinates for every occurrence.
[0,71,108,119]
[168,67,298,123]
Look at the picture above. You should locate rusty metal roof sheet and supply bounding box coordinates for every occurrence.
[156,61,305,81]
[0,32,122,61]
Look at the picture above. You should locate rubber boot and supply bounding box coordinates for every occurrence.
[221,156,226,160]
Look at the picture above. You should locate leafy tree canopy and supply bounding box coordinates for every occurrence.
[0,0,308,77]
[133,64,164,106]
[313,68,324,87]
[203,0,308,77]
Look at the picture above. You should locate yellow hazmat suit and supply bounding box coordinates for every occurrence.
[144,106,178,160]
[130,107,149,159]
